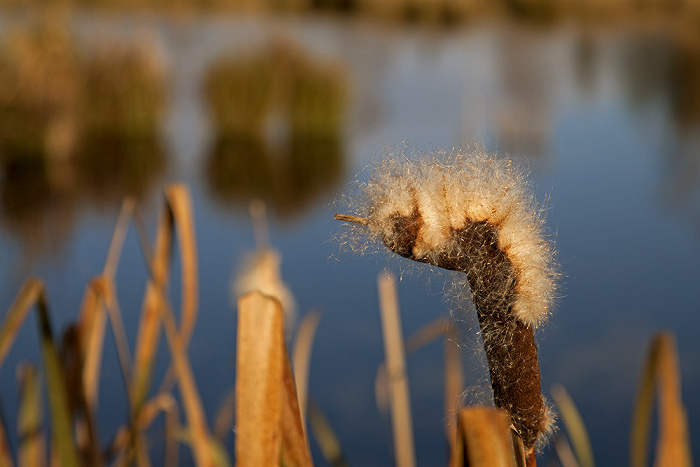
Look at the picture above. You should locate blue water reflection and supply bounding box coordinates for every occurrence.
[0,14,699,466]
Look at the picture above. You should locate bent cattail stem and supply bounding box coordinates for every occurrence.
[335,147,558,452]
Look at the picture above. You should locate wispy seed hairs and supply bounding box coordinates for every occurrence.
[335,146,558,451]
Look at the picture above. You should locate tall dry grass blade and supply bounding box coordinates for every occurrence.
[280,342,313,467]
[132,194,173,408]
[78,278,109,412]
[551,385,594,467]
[79,195,134,409]
[101,279,135,399]
[449,407,516,467]
[164,184,199,346]
[443,321,464,450]
[105,393,178,465]
[17,364,45,467]
[33,280,81,467]
[307,400,349,467]
[0,280,43,369]
[630,332,692,467]
[157,289,215,466]
[139,393,179,467]
[377,271,416,467]
[292,310,322,434]
[236,291,285,465]
[103,197,136,280]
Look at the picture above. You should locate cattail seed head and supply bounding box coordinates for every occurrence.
[336,145,559,451]
[346,146,558,328]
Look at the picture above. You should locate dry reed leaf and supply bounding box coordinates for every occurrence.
[292,310,322,433]
[236,291,285,465]
[78,277,110,412]
[103,197,136,281]
[630,332,692,467]
[142,393,180,466]
[164,184,199,346]
[280,344,313,467]
[377,271,416,467]
[449,407,517,467]
[78,197,135,409]
[653,333,691,467]
[551,384,594,467]
[133,184,198,408]
[236,291,312,467]
[17,364,45,467]
[156,287,215,466]
[0,280,44,368]
[105,393,179,464]
[132,200,172,408]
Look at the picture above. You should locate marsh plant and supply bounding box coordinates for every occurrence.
[0,179,692,466]
[335,146,558,458]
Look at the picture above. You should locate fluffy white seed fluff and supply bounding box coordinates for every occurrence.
[357,147,558,328]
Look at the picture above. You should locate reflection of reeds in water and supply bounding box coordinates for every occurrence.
[79,41,166,141]
[0,16,166,161]
[0,17,167,260]
[204,41,346,217]
[0,15,79,162]
[205,40,345,140]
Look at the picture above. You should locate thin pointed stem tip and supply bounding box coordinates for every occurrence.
[334,214,369,225]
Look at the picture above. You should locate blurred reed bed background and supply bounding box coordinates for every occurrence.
[204,38,346,217]
[0,0,699,25]
[0,188,691,465]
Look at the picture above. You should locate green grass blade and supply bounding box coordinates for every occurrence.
[17,364,45,467]
[35,282,81,467]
